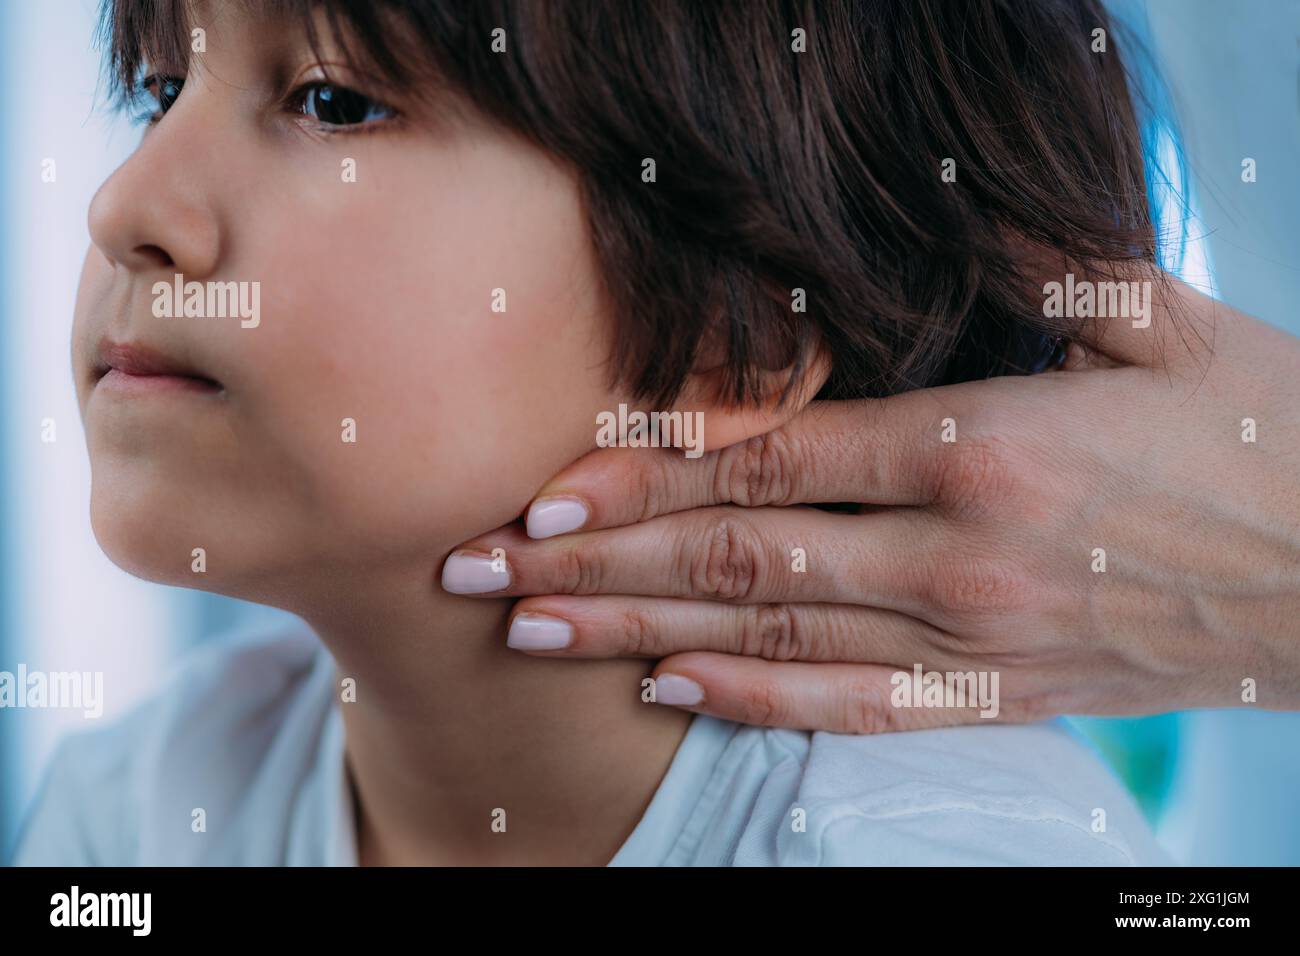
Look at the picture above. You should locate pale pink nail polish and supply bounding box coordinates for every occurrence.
[507,614,574,650]
[526,497,589,539]
[654,674,704,706]
[441,552,510,594]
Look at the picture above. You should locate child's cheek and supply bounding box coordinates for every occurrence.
[180,133,619,571]
[240,295,607,566]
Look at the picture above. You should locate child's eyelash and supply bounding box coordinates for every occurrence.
[120,74,401,135]
[281,82,400,134]
[295,116,401,139]
[123,73,179,127]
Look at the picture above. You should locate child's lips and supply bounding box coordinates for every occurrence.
[97,368,223,395]
[93,338,223,394]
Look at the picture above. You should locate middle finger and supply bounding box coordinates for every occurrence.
[442,504,938,611]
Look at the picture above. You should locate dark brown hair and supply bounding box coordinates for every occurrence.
[103,0,1163,406]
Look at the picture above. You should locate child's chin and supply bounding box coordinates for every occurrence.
[88,483,227,590]
[91,515,205,588]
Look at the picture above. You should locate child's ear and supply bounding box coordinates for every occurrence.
[671,341,832,453]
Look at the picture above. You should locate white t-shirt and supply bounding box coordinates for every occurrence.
[13,624,1170,866]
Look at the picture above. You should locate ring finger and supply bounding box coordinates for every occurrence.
[504,594,962,669]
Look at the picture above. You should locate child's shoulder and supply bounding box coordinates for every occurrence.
[727,720,1170,866]
[12,622,343,866]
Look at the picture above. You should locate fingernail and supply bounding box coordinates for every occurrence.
[441,551,510,594]
[507,614,574,650]
[653,674,704,706]
[526,497,589,539]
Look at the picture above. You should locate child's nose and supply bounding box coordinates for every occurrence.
[87,96,222,279]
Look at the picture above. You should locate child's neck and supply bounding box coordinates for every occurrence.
[294,567,691,866]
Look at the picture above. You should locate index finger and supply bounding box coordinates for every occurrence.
[523,389,978,539]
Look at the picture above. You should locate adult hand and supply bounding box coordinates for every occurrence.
[445,279,1300,732]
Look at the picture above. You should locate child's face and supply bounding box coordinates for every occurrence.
[72,10,622,599]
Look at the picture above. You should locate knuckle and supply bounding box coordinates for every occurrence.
[837,679,900,734]
[927,554,1034,616]
[619,606,661,657]
[555,543,605,595]
[739,604,805,661]
[935,437,1021,520]
[630,451,679,524]
[716,431,797,507]
[735,678,790,727]
[688,516,763,601]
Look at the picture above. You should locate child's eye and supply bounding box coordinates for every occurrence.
[132,74,184,125]
[291,82,394,128]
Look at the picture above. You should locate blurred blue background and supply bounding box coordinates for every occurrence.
[2,0,1298,864]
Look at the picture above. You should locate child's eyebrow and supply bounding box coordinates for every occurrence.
[103,0,460,125]
[102,0,344,101]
